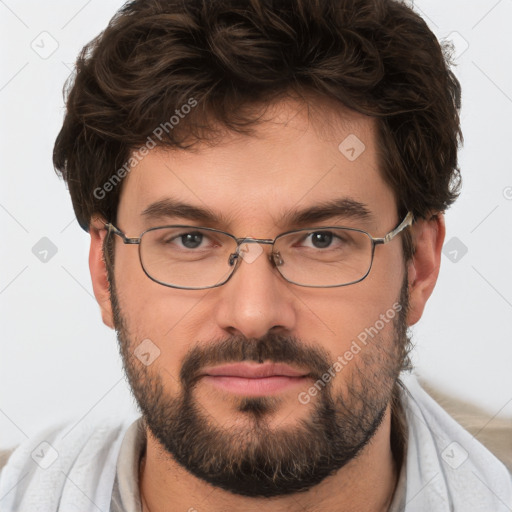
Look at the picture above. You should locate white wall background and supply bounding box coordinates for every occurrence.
[0,0,511,449]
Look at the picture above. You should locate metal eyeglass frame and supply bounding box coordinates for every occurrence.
[104,211,414,290]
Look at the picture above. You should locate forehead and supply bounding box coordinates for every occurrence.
[117,97,396,232]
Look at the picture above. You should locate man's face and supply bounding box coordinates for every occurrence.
[108,99,409,497]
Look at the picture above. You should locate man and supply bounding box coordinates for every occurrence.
[0,0,511,510]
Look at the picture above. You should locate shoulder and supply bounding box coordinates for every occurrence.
[0,416,139,512]
[400,373,512,511]
[419,378,512,472]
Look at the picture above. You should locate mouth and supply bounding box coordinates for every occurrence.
[199,362,312,396]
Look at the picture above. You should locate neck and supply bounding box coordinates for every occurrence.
[139,404,401,512]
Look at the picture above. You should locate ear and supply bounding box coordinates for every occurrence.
[406,213,445,326]
[89,216,115,329]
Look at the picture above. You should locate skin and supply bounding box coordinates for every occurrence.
[89,97,444,512]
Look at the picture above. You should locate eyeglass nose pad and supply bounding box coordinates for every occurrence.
[228,252,239,266]
[271,251,284,267]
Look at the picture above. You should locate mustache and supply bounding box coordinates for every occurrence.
[180,332,333,387]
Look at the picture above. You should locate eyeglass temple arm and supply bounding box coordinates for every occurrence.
[104,223,141,244]
[373,211,414,245]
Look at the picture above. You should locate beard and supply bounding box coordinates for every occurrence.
[108,265,410,498]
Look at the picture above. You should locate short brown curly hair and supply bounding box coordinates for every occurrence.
[53,0,462,239]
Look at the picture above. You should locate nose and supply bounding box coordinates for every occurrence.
[213,241,297,339]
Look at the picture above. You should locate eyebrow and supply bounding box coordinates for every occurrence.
[140,197,373,227]
[141,198,223,224]
[280,198,374,226]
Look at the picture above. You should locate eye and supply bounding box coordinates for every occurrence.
[309,231,334,249]
[159,230,212,250]
[178,232,204,249]
[300,231,346,250]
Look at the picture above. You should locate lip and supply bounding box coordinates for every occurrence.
[201,362,310,378]
[199,362,311,396]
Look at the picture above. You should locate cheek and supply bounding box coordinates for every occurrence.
[295,258,403,360]
[113,247,200,374]
[309,287,404,395]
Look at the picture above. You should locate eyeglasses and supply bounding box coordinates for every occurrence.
[105,212,413,290]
